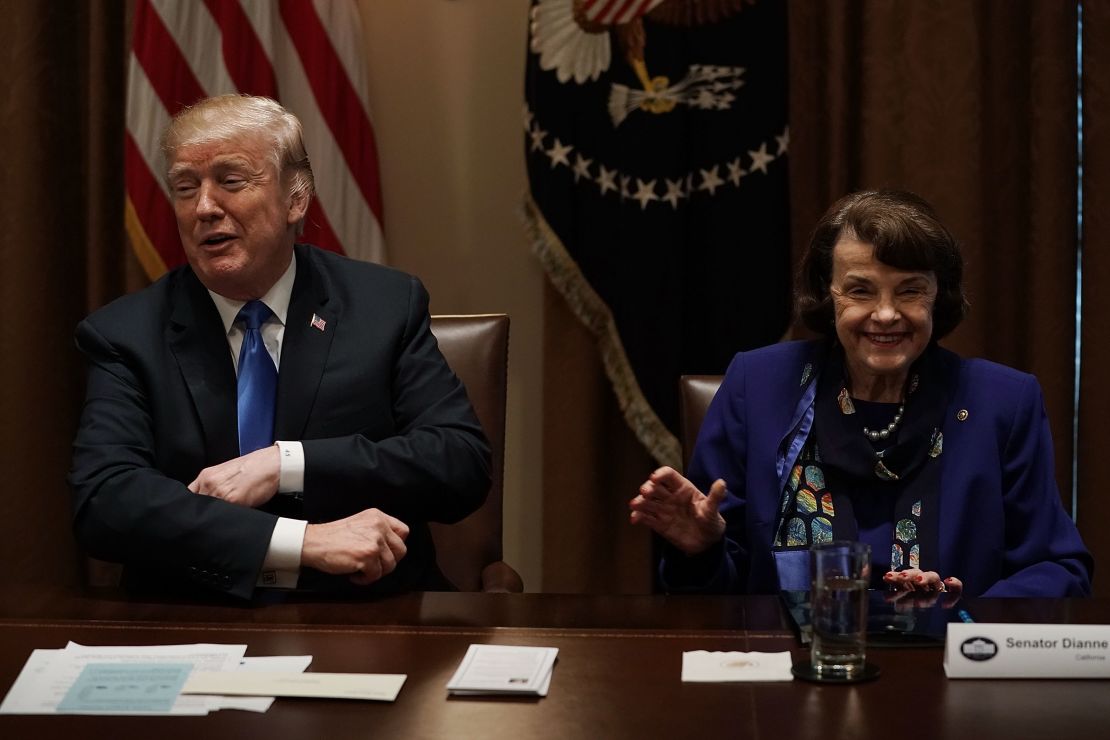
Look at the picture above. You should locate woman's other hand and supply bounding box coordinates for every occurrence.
[629,467,727,554]
[883,569,963,608]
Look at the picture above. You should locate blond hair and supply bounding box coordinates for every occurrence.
[161,95,315,222]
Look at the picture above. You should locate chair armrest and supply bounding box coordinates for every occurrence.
[480,560,524,593]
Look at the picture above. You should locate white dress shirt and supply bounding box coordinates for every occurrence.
[207,254,306,588]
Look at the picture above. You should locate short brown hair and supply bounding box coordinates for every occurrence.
[795,190,969,339]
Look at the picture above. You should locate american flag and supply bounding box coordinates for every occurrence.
[125,0,385,279]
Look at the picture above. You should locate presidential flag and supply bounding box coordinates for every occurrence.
[524,0,791,467]
[126,0,385,279]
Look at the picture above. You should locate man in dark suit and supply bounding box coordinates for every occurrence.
[69,95,491,599]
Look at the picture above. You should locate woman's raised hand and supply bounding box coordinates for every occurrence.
[629,466,727,554]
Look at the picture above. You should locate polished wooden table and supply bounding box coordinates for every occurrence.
[1,588,1107,739]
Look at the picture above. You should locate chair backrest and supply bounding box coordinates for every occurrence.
[678,374,724,472]
[429,314,510,591]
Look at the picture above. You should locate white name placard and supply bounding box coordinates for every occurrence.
[944,623,1110,679]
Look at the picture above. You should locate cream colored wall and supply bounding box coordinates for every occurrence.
[358,0,543,589]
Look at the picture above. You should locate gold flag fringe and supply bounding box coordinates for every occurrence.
[523,192,682,469]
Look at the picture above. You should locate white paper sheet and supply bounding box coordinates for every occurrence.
[681,650,795,682]
[213,655,315,712]
[183,671,406,701]
[446,644,559,696]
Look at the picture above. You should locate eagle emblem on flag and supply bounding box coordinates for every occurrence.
[525,0,790,466]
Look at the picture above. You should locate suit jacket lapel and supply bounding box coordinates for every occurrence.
[167,269,240,463]
[276,246,337,440]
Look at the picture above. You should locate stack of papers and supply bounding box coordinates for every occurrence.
[446,644,558,697]
[0,643,312,715]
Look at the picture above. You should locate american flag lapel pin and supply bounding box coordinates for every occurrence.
[310,314,327,332]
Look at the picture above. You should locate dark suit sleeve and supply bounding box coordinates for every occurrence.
[299,276,492,525]
[981,375,1093,596]
[69,318,277,599]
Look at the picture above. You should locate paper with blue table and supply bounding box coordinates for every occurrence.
[58,662,193,713]
[0,642,313,715]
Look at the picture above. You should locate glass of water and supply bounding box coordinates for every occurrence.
[810,541,871,679]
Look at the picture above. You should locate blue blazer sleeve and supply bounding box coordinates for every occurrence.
[660,353,751,593]
[977,373,1092,596]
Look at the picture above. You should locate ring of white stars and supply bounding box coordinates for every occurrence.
[524,104,788,212]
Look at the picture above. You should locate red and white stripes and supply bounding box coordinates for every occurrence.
[579,0,665,26]
[126,0,385,278]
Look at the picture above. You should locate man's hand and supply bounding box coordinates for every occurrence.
[188,445,281,508]
[301,508,410,585]
[629,467,727,555]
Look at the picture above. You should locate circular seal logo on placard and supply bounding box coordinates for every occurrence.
[960,637,998,661]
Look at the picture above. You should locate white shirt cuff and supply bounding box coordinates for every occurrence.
[258,516,307,589]
[275,440,304,492]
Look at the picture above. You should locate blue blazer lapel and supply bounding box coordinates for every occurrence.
[167,270,240,463]
[276,246,337,441]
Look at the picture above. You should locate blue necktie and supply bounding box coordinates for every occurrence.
[236,300,277,455]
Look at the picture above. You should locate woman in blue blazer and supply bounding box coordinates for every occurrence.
[630,190,1092,599]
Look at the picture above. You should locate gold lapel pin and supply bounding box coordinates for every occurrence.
[956,409,969,421]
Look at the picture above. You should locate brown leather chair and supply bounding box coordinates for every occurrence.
[429,314,523,593]
[678,375,724,472]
